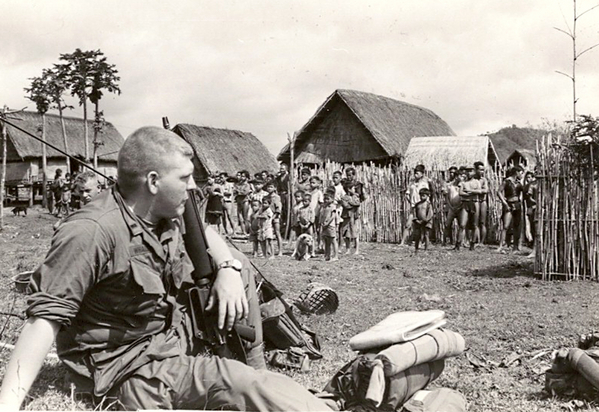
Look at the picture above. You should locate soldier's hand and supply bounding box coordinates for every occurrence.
[206,268,248,331]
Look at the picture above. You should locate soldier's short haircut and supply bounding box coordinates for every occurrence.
[117,126,193,195]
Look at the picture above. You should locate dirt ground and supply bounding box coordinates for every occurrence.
[1,206,599,411]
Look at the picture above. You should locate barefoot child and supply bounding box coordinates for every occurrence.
[298,193,316,255]
[340,183,361,254]
[234,170,253,235]
[265,182,283,256]
[257,197,275,258]
[319,190,340,261]
[248,200,262,257]
[290,190,305,241]
[413,188,433,252]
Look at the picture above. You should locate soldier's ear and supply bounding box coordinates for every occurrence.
[147,171,159,195]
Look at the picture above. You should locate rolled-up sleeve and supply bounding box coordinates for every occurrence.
[27,218,111,327]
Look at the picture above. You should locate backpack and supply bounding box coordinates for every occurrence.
[257,277,322,360]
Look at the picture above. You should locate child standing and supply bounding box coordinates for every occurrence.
[204,175,225,234]
[265,182,283,257]
[413,188,433,252]
[298,193,315,233]
[330,171,346,217]
[248,200,262,257]
[319,190,340,261]
[340,183,361,254]
[290,190,305,240]
[257,197,275,259]
[249,180,268,204]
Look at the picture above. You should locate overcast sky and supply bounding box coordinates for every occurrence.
[1,0,598,155]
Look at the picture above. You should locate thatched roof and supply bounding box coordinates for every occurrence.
[172,123,278,176]
[485,126,547,162]
[278,89,455,163]
[506,149,537,169]
[5,111,123,161]
[403,136,500,170]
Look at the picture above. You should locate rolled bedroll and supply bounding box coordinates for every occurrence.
[375,328,465,377]
[567,348,599,390]
[377,359,445,410]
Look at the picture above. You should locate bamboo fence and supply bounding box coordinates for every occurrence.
[295,161,503,244]
[535,135,599,281]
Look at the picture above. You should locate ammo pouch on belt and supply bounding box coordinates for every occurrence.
[258,280,322,360]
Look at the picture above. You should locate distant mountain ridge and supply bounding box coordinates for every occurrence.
[484,125,549,162]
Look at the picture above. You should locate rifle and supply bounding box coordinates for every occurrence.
[182,188,255,362]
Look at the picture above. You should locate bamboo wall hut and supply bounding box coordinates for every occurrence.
[505,149,537,170]
[277,89,455,165]
[402,136,501,172]
[172,123,279,183]
[3,111,123,186]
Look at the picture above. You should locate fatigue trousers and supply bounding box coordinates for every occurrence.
[115,249,332,411]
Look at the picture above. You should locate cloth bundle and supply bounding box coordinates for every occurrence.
[546,348,599,397]
[324,311,466,411]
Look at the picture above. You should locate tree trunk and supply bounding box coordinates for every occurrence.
[83,98,89,162]
[93,102,99,169]
[58,104,70,174]
[41,113,48,209]
[0,107,7,231]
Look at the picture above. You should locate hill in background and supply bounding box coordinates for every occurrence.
[484,125,550,162]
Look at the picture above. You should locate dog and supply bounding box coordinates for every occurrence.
[291,233,313,261]
[11,206,28,217]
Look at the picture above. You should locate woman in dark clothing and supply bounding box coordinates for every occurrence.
[497,166,524,253]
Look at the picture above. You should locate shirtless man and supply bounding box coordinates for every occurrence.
[443,166,462,245]
[457,166,483,251]
[473,161,489,245]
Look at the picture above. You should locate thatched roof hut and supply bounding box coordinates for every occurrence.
[402,136,501,171]
[505,149,537,170]
[277,89,455,165]
[172,123,278,182]
[5,111,123,162]
[3,111,123,185]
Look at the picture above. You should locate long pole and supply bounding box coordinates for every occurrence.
[0,117,113,182]
[41,113,47,209]
[0,106,7,230]
[285,132,296,239]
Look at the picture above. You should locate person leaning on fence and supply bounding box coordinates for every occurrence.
[523,170,538,258]
[497,165,524,254]
[0,126,335,411]
[400,164,432,246]
[413,187,433,252]
[474,161,489,245]
[457,166,482,251]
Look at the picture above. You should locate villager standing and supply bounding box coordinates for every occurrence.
[275,163,290,234]
[400,165,432,246]
[473,161,489,245]
[497,166,524,253]
[296,167,312,194]
[443,166,462,245]
[523,170,538,258]
[413,188,433,252]
[457,166,482,251]
[342,167,366,254]
[234,170,253,235]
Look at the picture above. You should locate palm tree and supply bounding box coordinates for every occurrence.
[59,48,103,162]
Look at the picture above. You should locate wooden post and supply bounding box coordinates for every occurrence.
[58,104,70,174]
[41,113,48,208]
[0,106,7,230]
[285,132,296,239]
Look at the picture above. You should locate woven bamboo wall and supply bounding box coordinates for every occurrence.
[535,135,599,281]
[294,161,503,244]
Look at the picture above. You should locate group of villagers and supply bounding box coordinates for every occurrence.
[401,163,538,254]
[203,164,365,261]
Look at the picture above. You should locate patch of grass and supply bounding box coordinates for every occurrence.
[1,208,599,410]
